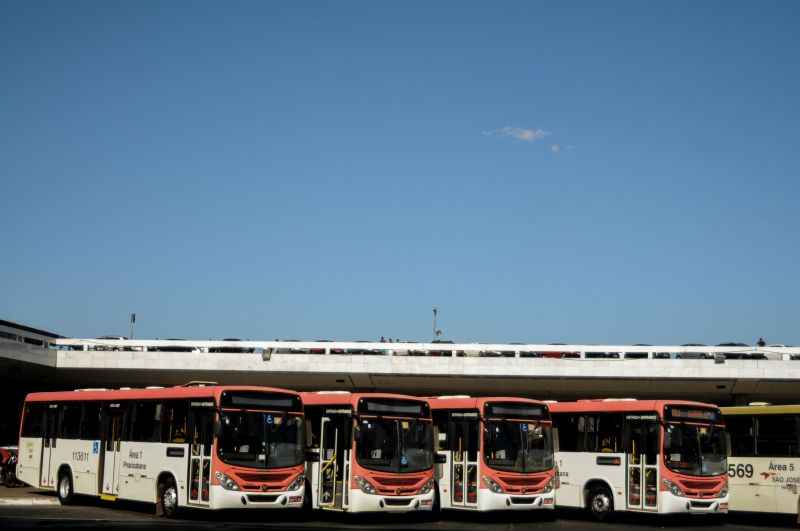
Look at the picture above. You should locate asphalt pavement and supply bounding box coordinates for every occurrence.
[0,486,797,530]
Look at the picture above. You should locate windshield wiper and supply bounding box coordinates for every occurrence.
[520,424,528,472]
[263,413,272,469]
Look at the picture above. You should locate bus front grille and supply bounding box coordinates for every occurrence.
[383,497,413,506]
[690,500,713,508]
[246,494,280,503]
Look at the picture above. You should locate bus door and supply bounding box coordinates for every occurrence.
[101,403,125,496]
[39,404,59,488]
[450,415,478,508]
[625,415,659,511]
[319,413,350,510]
[187,402,215,506]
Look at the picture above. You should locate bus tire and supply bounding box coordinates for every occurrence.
[57,469,74,505]
[587,484,613,522]
[158,476,179,518]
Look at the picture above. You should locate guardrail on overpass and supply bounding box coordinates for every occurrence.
[2,336,800,404]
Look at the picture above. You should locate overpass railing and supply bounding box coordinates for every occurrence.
[47,338,800,362]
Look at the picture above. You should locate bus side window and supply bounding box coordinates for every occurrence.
[756,415,799,457]
[555,415,580,452]
[59,403,82,439]
[131,401,162,443]
[161,400,189,443]
[579,415,598,452]
[726,416,755,457]
[433,412,448,452]
[597,414,623,453]
[81,403,102,440]
[21,403,46,438]
[304,418,316,448]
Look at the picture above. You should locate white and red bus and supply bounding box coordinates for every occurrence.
[428,396,556,512]
[550,399,729,520]
[301,392,435,513]
[17,385,306,516]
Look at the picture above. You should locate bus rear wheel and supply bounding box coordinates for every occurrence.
[57,471,74,505]
[587,485,613,521]
[158,477,179,518]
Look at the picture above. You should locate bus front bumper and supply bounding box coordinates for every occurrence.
[477,489,555,511]
[348,489,435,513]
[210,485,305,510]
[660,492,729,514]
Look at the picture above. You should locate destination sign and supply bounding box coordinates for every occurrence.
[665,406,720,422]
[485,403,547,420]
[221,392,301,412]
[359,398,429,417]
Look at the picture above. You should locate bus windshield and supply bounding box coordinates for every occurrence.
[484,421,554,473]
[356,418,433,473]
[218,411,304,469]
[663,422,727,476]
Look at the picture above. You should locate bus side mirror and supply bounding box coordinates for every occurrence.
[305,449,320,462]
[434,452,447,464]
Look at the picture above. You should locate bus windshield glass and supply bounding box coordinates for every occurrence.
[484,421,553,473]
[663,422,727,476]
[356,418,432,473]
[218,411,304,469]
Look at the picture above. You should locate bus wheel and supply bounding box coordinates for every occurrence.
[57,470,74,505]
[587,485,613,521]
[158,477,179,518]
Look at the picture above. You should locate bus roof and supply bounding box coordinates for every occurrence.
[300,391,427,408]
[722,404,800,416]
[548,399,719,415]
[25,385,300,404]
[428,396,549,412]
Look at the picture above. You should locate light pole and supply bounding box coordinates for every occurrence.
[432,307,442,341]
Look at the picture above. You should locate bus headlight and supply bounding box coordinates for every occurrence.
[482,475,504,493]
[543,477,555,494]
[719,476,728,497]
[418,478,434,495]
[287,474,305,492]
[354,475,377,495]
[662,479,684,497]
[215,471,241,491]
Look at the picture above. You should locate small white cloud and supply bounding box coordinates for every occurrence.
[550,144,561,153]
[484,126,550,143]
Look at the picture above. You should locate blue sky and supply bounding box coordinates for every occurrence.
[2,1,798,344]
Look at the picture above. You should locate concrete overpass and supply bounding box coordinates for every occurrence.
[2,325,799,405]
